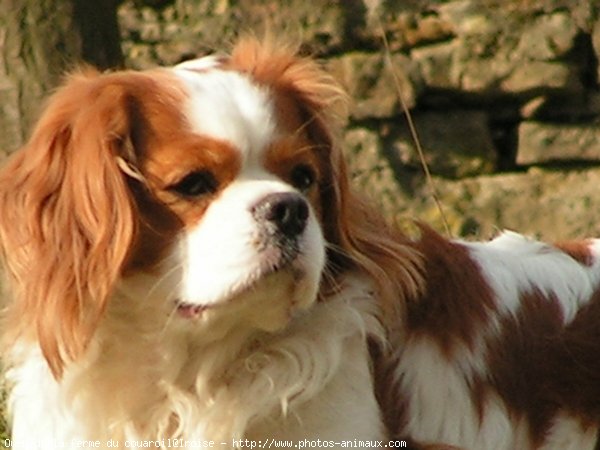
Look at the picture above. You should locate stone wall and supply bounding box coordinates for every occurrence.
[119,0,600,240]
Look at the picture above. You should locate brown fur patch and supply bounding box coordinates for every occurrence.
[485,289,564,445]
[546,289,600,421]
[407,226,496,355]
[142,136,241,227]
[486,287,600,445]
[554,240,594,266]
[369,339,409,440]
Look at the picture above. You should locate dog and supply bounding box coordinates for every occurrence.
[0,37,598,450]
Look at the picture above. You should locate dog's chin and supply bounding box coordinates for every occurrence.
[174,253,321,335]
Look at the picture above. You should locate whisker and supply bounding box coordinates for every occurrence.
[320,264,340,292]
[324,241,361,267]
[291,113,319,140]
[162,302,183,335]
[161,280,186,335]
[281,142,329,160]
[145,262,183,301]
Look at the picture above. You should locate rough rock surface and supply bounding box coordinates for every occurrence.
[116,0,600,240]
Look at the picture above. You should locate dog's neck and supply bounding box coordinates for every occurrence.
[6,273,387,448]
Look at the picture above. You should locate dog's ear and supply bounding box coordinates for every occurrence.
[0,69,144,377]
[296,78,423,316]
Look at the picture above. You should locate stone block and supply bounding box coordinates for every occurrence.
[501,61,581,94]
[383,110,496,178]
[410,168,600,240]
[344,127,413,217]
[515,12,578,61]
[411,41,460,90]
[517,121,600,165]
[328,52,423,120]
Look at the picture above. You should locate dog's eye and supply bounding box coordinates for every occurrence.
[290,164,316,192]
[169,170,218,198]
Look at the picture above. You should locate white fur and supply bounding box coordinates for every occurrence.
[7,276,385,449]
[174,64,277,160]
[397,337,529,450]
[541,412,598,450]
[468,232,600,321]
[178,178,324,314]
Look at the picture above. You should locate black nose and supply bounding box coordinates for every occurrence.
[251,192,309,239]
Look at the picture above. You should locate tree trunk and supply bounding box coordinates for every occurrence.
[0,0,123,155]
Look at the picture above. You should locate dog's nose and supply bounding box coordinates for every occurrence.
[251,192,309,239]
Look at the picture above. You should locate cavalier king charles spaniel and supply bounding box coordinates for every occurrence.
[0,37,598,450]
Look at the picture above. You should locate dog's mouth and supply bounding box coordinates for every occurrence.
[175,244,302,320]
[176,302,210,319]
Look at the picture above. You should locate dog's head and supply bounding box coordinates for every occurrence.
[0,38,421,377]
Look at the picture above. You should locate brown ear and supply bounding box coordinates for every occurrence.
[303,88,423,319]
[0,69,140,377]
